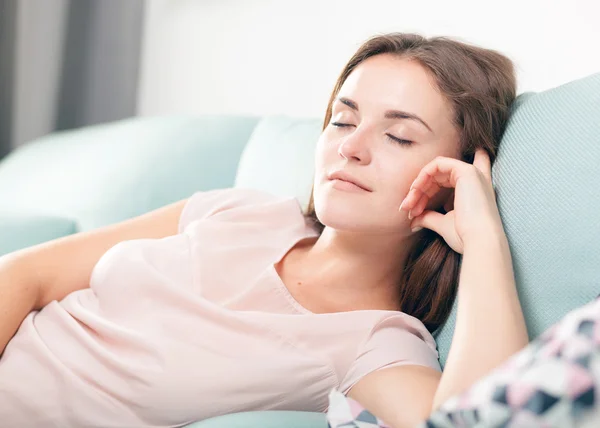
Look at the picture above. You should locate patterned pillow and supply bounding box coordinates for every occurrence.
[327,389,391,428]
[327,296,600,428]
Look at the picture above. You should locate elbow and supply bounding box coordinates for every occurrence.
[430,386,450,416]
[430,399,441,418]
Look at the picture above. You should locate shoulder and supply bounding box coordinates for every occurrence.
[178,187,305,233]
[338,311,440,395]
[368,311,439,361]
[363,311,440,366]
[336,312,442,427]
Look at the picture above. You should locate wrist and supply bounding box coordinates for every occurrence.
[463,226,510,253]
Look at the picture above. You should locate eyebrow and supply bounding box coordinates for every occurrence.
[337,97,434,134]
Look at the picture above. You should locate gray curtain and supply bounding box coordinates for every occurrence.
[0,0,144,160]
[0,0,17,160]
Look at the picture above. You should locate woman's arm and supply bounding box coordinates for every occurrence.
[348,365,442,428]
[345,232,528,428]
[349,149,530,427]
[0,197,188,355]
[0,255,40,356]
[399,150,530,410]
[431,231,529,409]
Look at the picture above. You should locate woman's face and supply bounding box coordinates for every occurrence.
[313,54,461,233]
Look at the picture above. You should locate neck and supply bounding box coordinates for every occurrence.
[296,226,419,311]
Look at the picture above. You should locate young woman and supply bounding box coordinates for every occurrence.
[0,33,528,428]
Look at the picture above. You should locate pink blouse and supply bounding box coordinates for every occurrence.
[0,188,440,427]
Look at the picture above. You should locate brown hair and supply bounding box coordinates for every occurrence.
[305,33,516,333]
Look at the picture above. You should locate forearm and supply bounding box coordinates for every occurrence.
[432,232,529,410]
[0,254,40,356]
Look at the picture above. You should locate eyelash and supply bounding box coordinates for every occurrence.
[330,122,413,146]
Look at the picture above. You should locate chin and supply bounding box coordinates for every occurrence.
[313,188,405,233]
[314,193,376,231]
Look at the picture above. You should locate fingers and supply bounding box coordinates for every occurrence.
[400,187,423,213]
[400,152,491,215]
[411,157,465,191]
[411,209,443,229]
[400,156,468,213]
[410,192,429,219]
[411,210,464,254]
[473,148,492,183]
[410,209,444,235]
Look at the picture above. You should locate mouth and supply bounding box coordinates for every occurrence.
[327,171,372,192]
[329,178,370,192]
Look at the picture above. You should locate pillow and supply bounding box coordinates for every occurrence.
[423,296,600,427]
[434,73,600,368]
[327,389,392,428]
[184,411,327,428]
[234,115,322,211]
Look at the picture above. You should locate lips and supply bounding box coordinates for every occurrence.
[327,170,372,192]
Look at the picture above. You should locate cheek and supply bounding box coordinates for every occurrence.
[379,162,419,204]
[386,181,411,209]
[314,132,332,160]
[314,135,339,176]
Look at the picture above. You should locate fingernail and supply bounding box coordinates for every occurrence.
[408,211,412,220]
[411,227,423,233]
[399,200,405,211]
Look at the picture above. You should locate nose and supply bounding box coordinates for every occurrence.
[337,129,371,164]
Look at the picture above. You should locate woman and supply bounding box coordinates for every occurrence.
[0,33,528,428]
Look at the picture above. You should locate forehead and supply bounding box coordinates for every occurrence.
[337,54,454,129]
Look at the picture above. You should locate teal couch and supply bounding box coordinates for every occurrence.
[0,73,599,427]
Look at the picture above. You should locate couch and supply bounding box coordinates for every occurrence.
[0,72,599,427]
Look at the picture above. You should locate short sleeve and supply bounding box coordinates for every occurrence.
[339,314,441,395]
[178,187,285,234]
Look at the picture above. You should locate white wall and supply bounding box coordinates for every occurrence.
[137,0,600,119]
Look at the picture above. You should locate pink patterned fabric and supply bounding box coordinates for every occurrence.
[327,389,392,428]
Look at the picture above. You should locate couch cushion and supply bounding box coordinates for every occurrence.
[434,73,600,367]
[234,115,322,211]
[184,411,326,428]
[0,214,77,256]
[0,115,259,231]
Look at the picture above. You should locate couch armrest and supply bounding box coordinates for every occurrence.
[0,214,78,257]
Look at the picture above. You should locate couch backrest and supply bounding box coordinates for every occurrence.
[0,115,259,231]
[234,115,322,211]
[434,73,600,367]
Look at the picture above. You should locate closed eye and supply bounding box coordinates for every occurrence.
[332,122,413,146]
[331,122,354,128]
[386,134,413,146]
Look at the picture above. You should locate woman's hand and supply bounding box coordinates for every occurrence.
[399,148,505,254]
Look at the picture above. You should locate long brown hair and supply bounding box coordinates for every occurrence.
[305,33,516,333]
